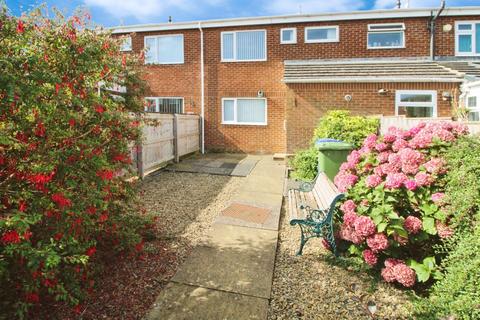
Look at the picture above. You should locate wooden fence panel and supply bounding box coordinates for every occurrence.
[131,113,200,178]
[175,114,200,161]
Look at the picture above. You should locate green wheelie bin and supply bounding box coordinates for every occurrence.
[315,139,354,181]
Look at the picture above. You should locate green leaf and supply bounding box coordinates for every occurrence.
[407,259,431,282]
[377,222,388,232]
[422,217,437,235]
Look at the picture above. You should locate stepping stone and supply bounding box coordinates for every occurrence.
[172,225,277,298]
[146,282,268,320]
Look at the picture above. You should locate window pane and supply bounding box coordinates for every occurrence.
[158,98,183,113]
[458,24,472,30]
[157,35,183,63]
[368,32,403,47]
[223,100,235,121]
[222,33,234,60]
[459,34,472,52]
[145,38,156,63]
[468,111,480,121]
[400,93,433,103]
[145,98,157,112]
[307,28,337,41]
[237,99,265,123]
[476,24,480,54]
[236,31,265,60]
[120,37,132,51]
[468,96,478,108]
[398,106,433,118]
[282,29,293,42]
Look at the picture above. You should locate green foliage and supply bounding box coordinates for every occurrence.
[289,147,318,181]
[313,110,379,148]
[414,225,480,320]
[0,7,151,317]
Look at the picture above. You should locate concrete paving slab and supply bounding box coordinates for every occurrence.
[146,282,268,320]
[173,225,277,298]
[238,175,284,196]
[231,159,258,177]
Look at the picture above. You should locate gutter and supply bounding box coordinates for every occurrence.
[198,22,205,154]
[429,0,446,61]
[282,77,463,83]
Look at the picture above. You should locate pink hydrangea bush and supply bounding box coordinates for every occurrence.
[334,122,468,287]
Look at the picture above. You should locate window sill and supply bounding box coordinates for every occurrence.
[221,59,267,63]
[222,122,267,126]
[144,62,185,65]
[305,39,339,44]
[367,46,405,50]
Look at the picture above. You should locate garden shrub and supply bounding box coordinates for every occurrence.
[333,122,469,288]
[289,147,318,181]
[290,110,379,181]
[313,110,379,148]
[414,225,480,319]
[0,8,150,317]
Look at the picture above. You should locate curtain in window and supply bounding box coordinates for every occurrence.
[222,33,234,60]
[158,36,183,63]
[236,31,265,60]
[158,98,183,113]
[476,24,480,54]
[145,38,157,63]
[237,99,265,123]
[459,34,472,52]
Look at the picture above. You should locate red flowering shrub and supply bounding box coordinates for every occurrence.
[334,122,469,287]
[0,8,149,316]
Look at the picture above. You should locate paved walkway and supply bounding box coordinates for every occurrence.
[147,155,285,320]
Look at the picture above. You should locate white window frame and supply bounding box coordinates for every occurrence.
[280,28,297,44]
[144,34,184,65]
[221,30,267,62]
[395,90,437,118]
[367,23,405,49]
[145,97,184,113]
[120,36,132,52]
[455,21,480,56]
[304,26,339,43]
[221,98,267,126]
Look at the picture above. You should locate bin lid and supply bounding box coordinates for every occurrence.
[315,138,353,150]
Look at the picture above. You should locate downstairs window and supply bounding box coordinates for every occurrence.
[395,90,437,118]
[222,98,267,125]
[145,97,184,114]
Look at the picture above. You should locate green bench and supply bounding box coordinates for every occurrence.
[288,172,344,256]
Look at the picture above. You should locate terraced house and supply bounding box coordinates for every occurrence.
[112,5,480,154]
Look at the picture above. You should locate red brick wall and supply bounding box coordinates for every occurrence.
[285,82,459,153]
[118,13,477,153]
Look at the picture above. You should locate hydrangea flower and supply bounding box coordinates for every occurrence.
[431,192,445,204]
[384,172,408,189]
[340,200,357,215]
[383,133,397,143]
[404,179,417,191]
[366,233,389,252]
[414,172,432,187]
[363,134,378,149]
[377,151,390,163]
[354,216,376,237]
[347,150,361,165]
[392,138,408,152]
[436,221,454,239]
[375,143,388,152]
[343,212,358,227]
[398,148,424,175]
[393,263,416,287]
[363,249,378,266]
[365,174,382,188]
[339,223,365,244]
[404,216,422,234]
[334,172,358,192]
[424,158,446,174]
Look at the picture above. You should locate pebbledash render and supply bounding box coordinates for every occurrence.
[112,6,480,154]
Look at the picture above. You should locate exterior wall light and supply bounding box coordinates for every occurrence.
[442,91,452,101]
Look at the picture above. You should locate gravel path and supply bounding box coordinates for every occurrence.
[139,171,243,263]
[268,203,414,320]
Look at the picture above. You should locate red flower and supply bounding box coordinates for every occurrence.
[25,292,40,303]
[95,105,105,113]
[86,246,96,257]
[68,118,75,127]
[17,20,25,33]
[135,240,144,252]
[77,46,84,54]
[53,232,63,241]
[2,230,21,244]
[19,201,27,212]
[51,192,72,208]
[96,170,114,181]
[98,213,108,223]
[73,304,83,315]
[86,206,96,215]
[55,83,61,94]
[23,230,32,241]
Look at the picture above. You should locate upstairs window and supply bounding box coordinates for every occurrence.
[305,26,339,43]
[144,34,184,64]
[455,21,480,56]
[368,23,405,49]
[395,90,437,118]
[281,28,297,44]
[120,36,132,51]
[221,30,267,62]
[145,97,184,114]
[222,98,267,125]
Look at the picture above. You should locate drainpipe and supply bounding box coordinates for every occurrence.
[198,22,205,154]
[429,0,446,61]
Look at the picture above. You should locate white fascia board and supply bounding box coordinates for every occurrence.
[110,7,480,34]
[282,77,464,83]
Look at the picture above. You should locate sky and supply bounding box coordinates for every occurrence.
[5,0,480,27]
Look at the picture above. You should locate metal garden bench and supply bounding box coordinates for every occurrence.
[288,172,344,256]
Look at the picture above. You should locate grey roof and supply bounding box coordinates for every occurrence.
[283,59,476,83]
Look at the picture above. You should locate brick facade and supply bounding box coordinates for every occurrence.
[119,11,479,154]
